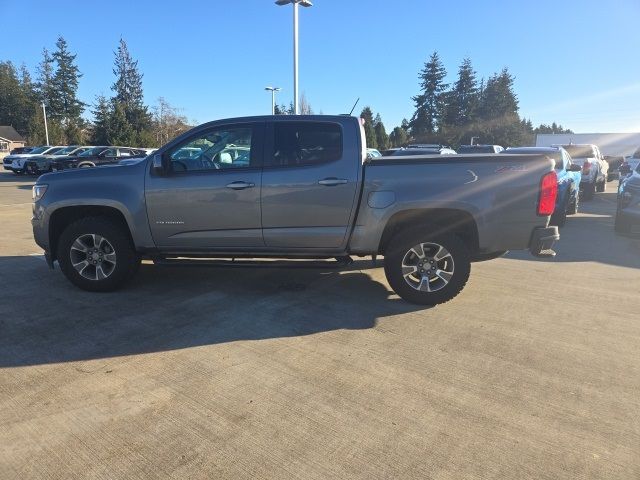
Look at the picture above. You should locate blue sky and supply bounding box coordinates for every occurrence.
[2,0,640,132]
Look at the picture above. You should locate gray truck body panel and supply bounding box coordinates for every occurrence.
[32,115,556,262]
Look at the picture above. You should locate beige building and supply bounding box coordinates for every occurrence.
[0,126,26,159]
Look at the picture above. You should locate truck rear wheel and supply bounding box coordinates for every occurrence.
[57,216,140,292]
[614,209,631,234]
[384,228,471,305]
[582,182,595,200]
[567,191,579,215]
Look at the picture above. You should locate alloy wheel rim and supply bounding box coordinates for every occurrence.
[70,233,117,281]
[401,242,454,292]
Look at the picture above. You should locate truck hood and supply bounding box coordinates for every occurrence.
[568,156,595,166]
[38,157,149,184]
[4,154,33,161]
[622,169,640,187]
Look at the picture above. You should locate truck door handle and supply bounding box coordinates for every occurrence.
[318,178,348,186]
[226,181,255,190]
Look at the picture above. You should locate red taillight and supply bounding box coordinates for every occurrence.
[582,159,591,174]
[538,170,558,216]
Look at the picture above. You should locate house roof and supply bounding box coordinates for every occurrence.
[0,126,25,142]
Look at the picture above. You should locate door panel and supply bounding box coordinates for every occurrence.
[261,121,361,248]
[145,122,264,249]
[145,170,263,248]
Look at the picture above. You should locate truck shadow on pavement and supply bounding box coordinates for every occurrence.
[0,257,425,368]
[0,173,35,184]
[505,189,640,268]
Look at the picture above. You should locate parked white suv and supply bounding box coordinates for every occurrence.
[3,145,65,174]
[555,144,608,199]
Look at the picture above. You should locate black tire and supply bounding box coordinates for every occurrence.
[57,216,140,292]
[596,178,606,193]
[614,209,631,234]
[551,201,568,228]
[582,182,595,200]
[384,227,471,305]
[567,191,579,215]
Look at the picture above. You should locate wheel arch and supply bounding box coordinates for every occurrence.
[49,205,134,262]
[378,208,480,256]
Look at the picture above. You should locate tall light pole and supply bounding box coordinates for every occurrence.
[41,102,50,146]
[265,86,282,115]
[275,0,312,115]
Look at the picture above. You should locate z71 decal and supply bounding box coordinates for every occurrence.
[495,164,527,173]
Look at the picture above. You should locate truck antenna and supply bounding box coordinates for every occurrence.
[348,98,360,116]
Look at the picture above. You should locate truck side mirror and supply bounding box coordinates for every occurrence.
[152,154,166,175]
[619,165,631,175]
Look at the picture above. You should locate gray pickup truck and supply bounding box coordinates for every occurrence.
[32,115,559,305]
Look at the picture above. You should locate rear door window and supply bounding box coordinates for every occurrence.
[269,122,343,167]
[563,145,595,158]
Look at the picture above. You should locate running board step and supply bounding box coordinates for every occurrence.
[152,256,354,269]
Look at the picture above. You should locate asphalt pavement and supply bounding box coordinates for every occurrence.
[0,171,638,479]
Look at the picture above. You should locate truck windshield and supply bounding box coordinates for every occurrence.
[563,145,595,158]
[458,145,494,154]
[53,146,78,155]
[392,149,440,156]
[26,146,49,154]
[505,148,563,169]
[79,147,107,157]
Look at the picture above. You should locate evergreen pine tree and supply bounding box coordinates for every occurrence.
[479,68,519,120]
[389,126,408,147]
[108,101,136,146]
[439,58,479,145]
[111,38,152,144]
[51,36,85,127]
[34,48,66,143]
[360,107,377,149]
[0,62,36,136]
[410,51,447,140]
[374,120,389,150]
[36,48,57,115]
[90,95,112,145]
[451,58,478,126]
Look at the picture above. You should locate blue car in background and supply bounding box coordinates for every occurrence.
[503,147,582,227]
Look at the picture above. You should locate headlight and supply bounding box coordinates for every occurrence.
[32,184,48,202]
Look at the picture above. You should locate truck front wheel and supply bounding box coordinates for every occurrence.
[582,182,595,200]
[384,228,471,305]
[57,216,140,292]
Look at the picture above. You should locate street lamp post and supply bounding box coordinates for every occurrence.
[265,86,282,115]
[42,102,50,146]
[275,0,312,115]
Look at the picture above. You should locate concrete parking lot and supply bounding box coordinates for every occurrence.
[1,171,639,479]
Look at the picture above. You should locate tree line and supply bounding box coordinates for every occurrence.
[0,37,190,147]
[1,42,572,150]
[360,51,572,150]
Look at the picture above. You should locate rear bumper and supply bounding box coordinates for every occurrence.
[529,226,559,258]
